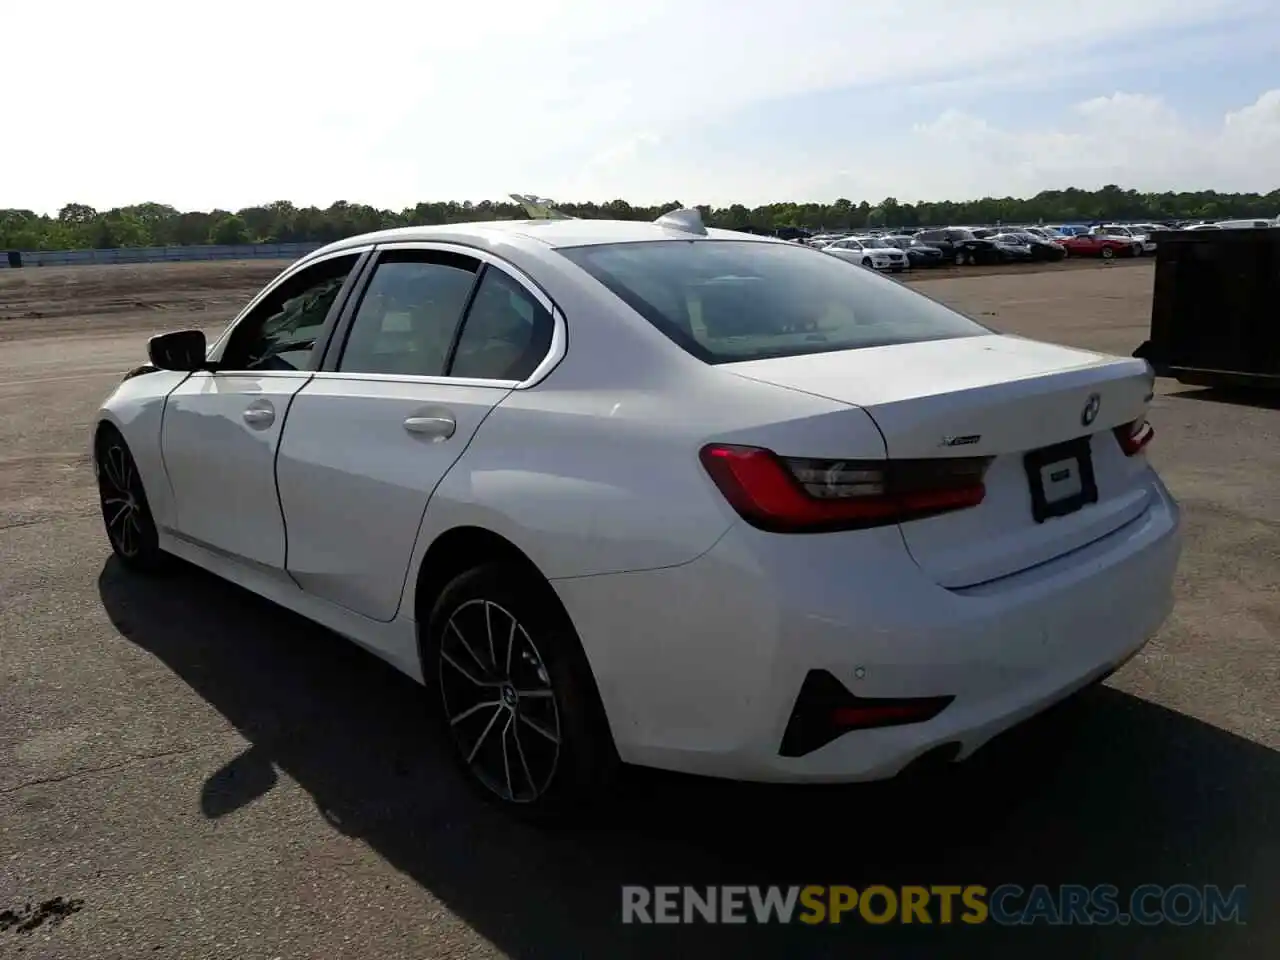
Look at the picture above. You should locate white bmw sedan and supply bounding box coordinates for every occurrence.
[94,211,1181,815]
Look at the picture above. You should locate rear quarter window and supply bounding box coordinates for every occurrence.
[558,240,989,364]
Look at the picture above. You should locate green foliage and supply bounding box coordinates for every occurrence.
[3,186,1278,250]
[208,213,250,245]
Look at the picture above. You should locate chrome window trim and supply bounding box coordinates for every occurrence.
[180,369,314,381]
[305,371,520,389]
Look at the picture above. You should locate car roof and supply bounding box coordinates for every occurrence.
[306,218,778,260]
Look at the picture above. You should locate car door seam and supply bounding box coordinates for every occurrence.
[275,374,316,586]
[156,370,196,532]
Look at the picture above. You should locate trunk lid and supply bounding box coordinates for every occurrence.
[725,334,1156,588]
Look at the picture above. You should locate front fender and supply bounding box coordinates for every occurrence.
[95,370,190,532]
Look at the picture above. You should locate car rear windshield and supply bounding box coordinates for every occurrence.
[558,240,989,364]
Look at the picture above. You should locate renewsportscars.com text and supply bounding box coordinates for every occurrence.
[621,884,1247,926]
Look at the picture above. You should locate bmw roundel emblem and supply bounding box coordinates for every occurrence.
[1081,393,1101,427]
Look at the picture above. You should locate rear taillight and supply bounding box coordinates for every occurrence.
[1113,419,1154,456]
[699,444,991,533]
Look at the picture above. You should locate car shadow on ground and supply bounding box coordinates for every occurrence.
[1167,386,1280,410]
[98,559,1277,959]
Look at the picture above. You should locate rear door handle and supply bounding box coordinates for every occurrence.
[403,415,456,440]
[242,401,275,428]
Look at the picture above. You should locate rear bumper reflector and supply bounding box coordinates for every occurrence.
[779,669,954,758]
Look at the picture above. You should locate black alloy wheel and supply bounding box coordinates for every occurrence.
[95,427,168,573]
[438,596,563,803]
[426,563,617,817]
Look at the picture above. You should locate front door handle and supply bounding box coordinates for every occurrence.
[403,415,456,440]
[242,401,275,429]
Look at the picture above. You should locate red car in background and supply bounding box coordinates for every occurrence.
[1059,233,1142,259]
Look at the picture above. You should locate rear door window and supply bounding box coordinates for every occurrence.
[336,251,479,377]
[449,267,554,381]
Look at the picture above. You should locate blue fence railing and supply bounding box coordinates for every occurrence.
[3,242,325,268]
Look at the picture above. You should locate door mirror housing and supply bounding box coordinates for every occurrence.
[148,330,209,371]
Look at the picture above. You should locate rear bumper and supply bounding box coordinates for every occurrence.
[555,472,1181,783]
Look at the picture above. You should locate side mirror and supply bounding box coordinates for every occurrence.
[148,330,208,371]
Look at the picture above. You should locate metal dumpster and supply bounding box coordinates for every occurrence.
[1134,227,1280,387]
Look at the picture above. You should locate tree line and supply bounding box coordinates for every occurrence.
[3,186,1277,250]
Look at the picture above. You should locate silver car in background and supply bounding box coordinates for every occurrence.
[1092,225,1154,256]
[822,236,909,273]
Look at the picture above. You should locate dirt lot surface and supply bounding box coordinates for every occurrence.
[0,261,284,342]
[1,259,1275,958]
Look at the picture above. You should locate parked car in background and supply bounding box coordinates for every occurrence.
[1135,224,1171,252]
[1060,232,1141,259]
[1024,227,1069,242]
[878,235,946,268]
[1091,225,1154,256]
[913,228,1002,266]
[1213,219,1277,229]
[822,236,909,272]
[1128,223,1172,249]
[773,226,813,243]
[1006,231,1067,261]
[989,234,1035,262]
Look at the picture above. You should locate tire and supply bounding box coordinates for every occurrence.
[954,250,968,266]
[424,562,617,819]
[1101,246,1115,260]
[861,257,873,268]
[95,425,170,574]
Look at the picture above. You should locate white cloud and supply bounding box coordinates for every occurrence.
[3,0,1278,210]
[1223,90,1280,154]
[893,89,1280,202]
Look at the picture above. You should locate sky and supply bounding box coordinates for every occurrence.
[6,0,1280,213]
